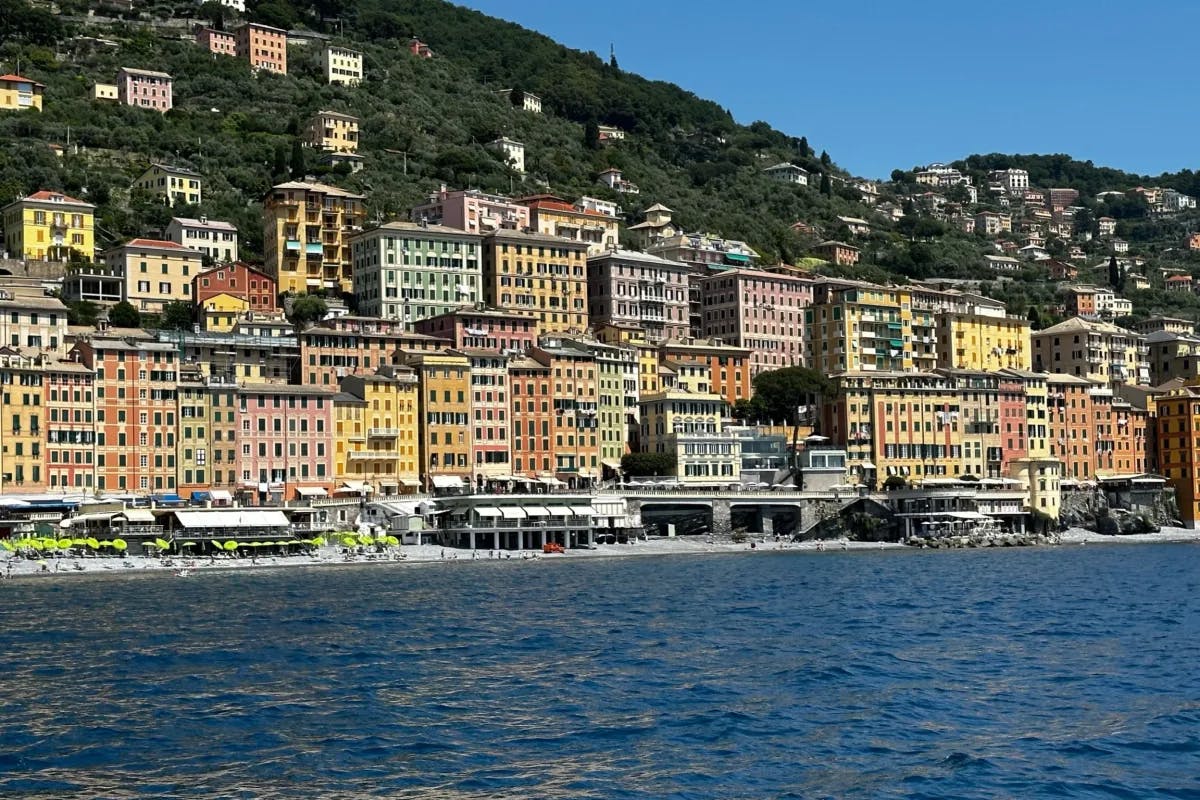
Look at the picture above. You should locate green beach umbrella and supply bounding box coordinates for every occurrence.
[98,539,113,548]
[312,536,326,546]
[112,539,127,552]
[29,540,44,551]
[385,535,400,546]
[86,537,100,550]
[179,541,196,548]
[340,535,357,547]
[223,540,239,551]
[212,540,225,550]
[357,534,373,546]
[0,540,12,551]
[71,538,87,547]
[154,538,171,551]
[57,538,73,550]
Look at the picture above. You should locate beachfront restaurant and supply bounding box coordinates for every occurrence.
[160,509,292,553]
[434,494,603,550]
[63,508,164,554]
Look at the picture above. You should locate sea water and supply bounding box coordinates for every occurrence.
[1,545,1198,798]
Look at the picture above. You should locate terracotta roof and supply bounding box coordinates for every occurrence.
[0,74,44,88]
[21,190,91,206]
[122,238,186,249]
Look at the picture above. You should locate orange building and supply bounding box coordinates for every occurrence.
[532,339,600,488]
[1047,374,1095,481]
[44,355,97,491]
[299,317,449,387]
[70,333,179,494]
[509,354,554,480]
[1111,397,1147,475]
[658,337,753,405]
[235,22,287,74]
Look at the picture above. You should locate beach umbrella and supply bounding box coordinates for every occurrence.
[311,536,326,546]
[71,538,87,547]
[154,538,171,551]
[223,540,239,551]
[112,539,127,552]
[384,535,400,546]
[179,541,196,549]
[41,539,57,551]
[57,538,73,550]
[98,540,113,548]
[0,540,13,551]
[357,534,374,546]
[340,534,357,547]
[86,537,100,550]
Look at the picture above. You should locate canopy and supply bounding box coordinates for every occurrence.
[498,507,527,519]
[601,459,623,470]
[210,490,233,502]
[474,507,503,518]
[397,478,421,487]
[569,505,597,516]
[545,505,575,516]
[173,510,289,529]
[118,508,156,523]
[296,487,327,497]
[153,494,183,504]
[190,491,211,502]
[431,475,465,489]
[338,481,369,494]
[522,506,551,517]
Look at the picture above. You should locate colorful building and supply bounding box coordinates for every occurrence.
[193,262,276,313]
[455,348,511,486]
[304,110,359,153]
[263,181,365,294]
[697,267,814,375]
[71,333,179,494]
[806,280,914,374]
[116,67,173,113]
[196,27,237,57]
[934,309,1032,372]
[411,187,530,235]
[0,292,69,353]
[481,229,589,335]
[44,355,97,491]
[100,238,204,312]
[520,194,620,254]
[2,190,95,262]
[658,337,753,406]
[413,306,538,353]
[176,365,239,499]
[298,316,447,387]
[508,354,554,480]
[0,74,44,111]
[532,339,600,488]
[235,22,288,74]
[0,350,49,491]
[639,387,739,485]
[236,384,336,504]
[350,222,482,322]
[336,368,421,496]
[1156,386,1200,526]
[324,45,363,86]
[166,216,239,264]
[1047,374,1096,481]
[587,249,691,344]
[197,293,248,333]
[405,351,473,491]
[1032,317,1149,387]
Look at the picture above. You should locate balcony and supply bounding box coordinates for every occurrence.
[368,427,400,438]
[349,450,400,460]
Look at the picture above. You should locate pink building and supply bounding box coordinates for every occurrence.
[408,38,434,58]
[453,348,512,485]
[413,306,539,352]
[117,67,173,113]
[410,187,530,235]
[586,249,691,344]
[697,267,815,375]
[196,27,236,57]
[236,384,335,504]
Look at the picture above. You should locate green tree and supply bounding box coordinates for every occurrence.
[290,139,306,179]
[583,119,601,150]
[289,294,328,328]
[108,301,141,328]
[66,300,99,327]
[272,142,289,182]
[751,367,832,427]
[819,174,832,196]
[509,85,524,107]
[620,452,676,477]
[820,150,831,167]
[798,136,811,158]
[157,301,195,331]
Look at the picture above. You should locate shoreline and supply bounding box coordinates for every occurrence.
[2,528,1198,582]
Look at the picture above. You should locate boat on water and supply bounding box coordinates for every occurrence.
[176,568,192,577]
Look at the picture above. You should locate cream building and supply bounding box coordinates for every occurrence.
[101,238,205,312]
[305,111,359,153]
[324,45,363,86]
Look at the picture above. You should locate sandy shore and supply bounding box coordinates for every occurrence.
[2,529,1197,581]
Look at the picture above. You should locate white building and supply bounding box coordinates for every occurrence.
[219,0,245,10]
[763,162,809,186]
[494,89,542,113]
[485,137,525,173]
[598,167,639,194]
[324,45,362,86]
[989,168,1030,196]
[165,216,239,264]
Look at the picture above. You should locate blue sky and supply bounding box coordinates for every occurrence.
[458,1,1195,180]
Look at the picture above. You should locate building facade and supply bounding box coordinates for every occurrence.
[166,216,238,263]
[411,187,530,234]
[350,222,482,322]
[263,181,365,295]
[2,190,95,262]
[192,262,276,312]
[482,229,589,334]
[587,249,691,344]
[324,45,363,85]
[0,74,43,111]
[698,268,814,375]
[134,164,202,206]
[235,23,288,74]
[117,67,173,112]
[236,384,335,504]
[102,238,203,312]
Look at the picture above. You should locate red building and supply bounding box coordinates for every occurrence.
[193,262,277,312]
[998,373,1029,471]
[413,306,538,352]
[508,354,554,479]
[1048,374,1096,481]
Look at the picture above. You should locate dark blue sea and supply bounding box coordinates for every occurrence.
[2,544,1199,799]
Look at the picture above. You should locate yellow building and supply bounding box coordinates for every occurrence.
[0,74,44,111]
[102,238,204,312]
[176,365,239,498]
[133,163,203,207]
[1032,316,1149,386]
[0,350,47,491]
[0,291,70,354]
[595,323,660,397]
[92,83,118,102]
[482,229,588,334]
[263,181,366,294]
[304,110,360,153]
[336,368,421,496]
[639,388,740,484]
[2,190,95,262]
[405,351,473,490]
[199,293,250,332]
[521,194,621,255]
[805,279,915,374]
[937,310,1032,371]
[1156,385,1200,526]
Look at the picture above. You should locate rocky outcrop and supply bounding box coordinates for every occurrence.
[904,530,1057,549]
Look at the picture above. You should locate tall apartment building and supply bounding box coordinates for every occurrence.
[298,316,447,387]
[263,181,365,294]
[805,280,915,374]
[698,267,814,375]
[532,339,600,487]
[350,222,482,322]
[562,336,639,475]
[520,194,620,255]
[304,110,359,153]
[639,386,740,485]
[71,334,179,494]
[117,67,173,113]
[587,249,691,344]
[100,238,204,312]
[509,353,554,479]
[934,307,1032,372]
[0,350,48,491]
[1032,317,1149,387]
[456,348,511,484]
[482,229,588,334]
[2,190,95,262]
[410,187,530,234]
[336,369,421,496]
[176,366,239,499]
[1157,386,1200,526]
[406,351,473,490]
[235,22,287,74]
[236,384,336,504]
[44,355,97,491]
[1047,374,1097,481]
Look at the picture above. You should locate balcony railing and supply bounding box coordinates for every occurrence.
[348,450,400,460]
[368,427,400,438]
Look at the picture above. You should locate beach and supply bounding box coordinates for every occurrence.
[2,527,1198,581]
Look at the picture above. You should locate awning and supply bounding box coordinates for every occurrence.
[540,477,566,487]
[432,475,465,489]
[724,252,750,264]
[545,505,574,516]
[67,512,118,525]
[296,487,327,497]
[474,507,503,518]
[523,506,551,517]
[498,507,527,519]
[601,459,622,470]
[859,462,876,470]
[210,490,232,502]
[118,509,156,523]
[190,491,211,502]
[398,478,421,487]
[286,507,319,515]
[569,505,596,516]
[338,481,369,493]
[154,493,182,504]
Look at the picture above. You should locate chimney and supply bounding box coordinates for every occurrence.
[199,215,208,225]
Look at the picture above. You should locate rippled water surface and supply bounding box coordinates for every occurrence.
[3,545,1200,798]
